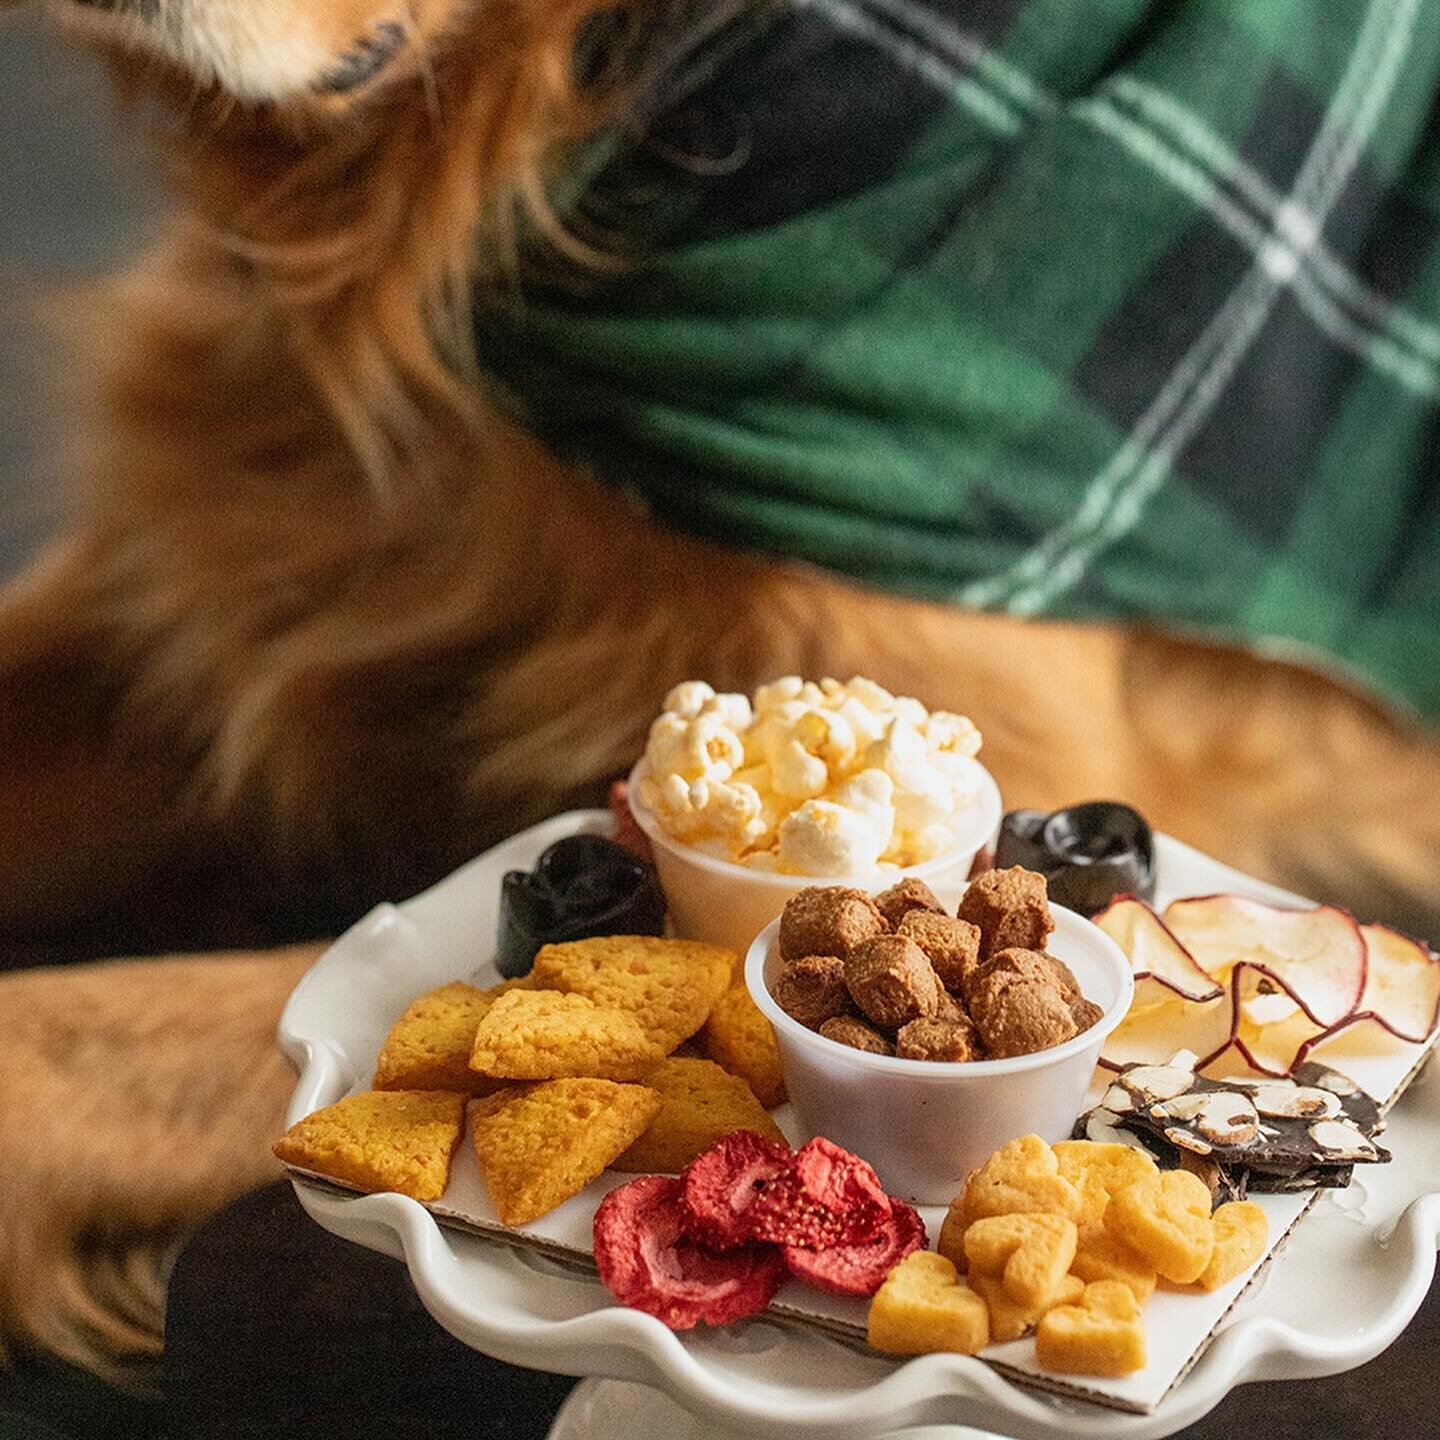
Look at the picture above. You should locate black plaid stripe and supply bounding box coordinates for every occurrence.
[576,3,949,245]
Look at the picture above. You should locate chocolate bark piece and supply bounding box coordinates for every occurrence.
[818,1014,895,1055]
[771,955,851,1030]
[779,887,888,962]
[873,877,946,929]
[1075,1055,1384,1198]
[844,935,945,1029]
[895,1014,985,1062]
[897,911,981,993]
[1242,1162,1355,1194]
[1100,1060,1389,1169]
[956,867,1054,959]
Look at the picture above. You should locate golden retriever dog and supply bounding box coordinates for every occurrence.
[3,0,1439,1386]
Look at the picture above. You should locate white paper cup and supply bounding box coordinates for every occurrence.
[626,757,1002,958]
[745,901,1134,1204]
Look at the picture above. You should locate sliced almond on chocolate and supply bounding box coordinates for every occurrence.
[1237,1079,1341,1120]
[1120,1064,1197,1103]
[1151,1092,1259,1148]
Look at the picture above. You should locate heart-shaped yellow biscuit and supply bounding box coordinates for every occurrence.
[1055,1141,1160,1235]
[961,1134,1082,1225]
[971,1271,1085,1343]
[1105,1170,1215,1284]
[867,1251,991,1356]
[1197,1201,1269,1291]
[1071,1173,1110,1233]
[1035,1280,1147,1377]
[1053,1140,1158,1200]
[937,1200,968,1272]
[1070,1228,1157,1303]
[963,1212,1078,1309]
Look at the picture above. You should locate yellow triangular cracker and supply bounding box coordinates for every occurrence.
[273,1089,465,1202]
[470,989,665,1080]
[468,1079,661,1225]
[613,1057,785,1173]
[700,980,787,1108]
[373,978,531,1093]
[530,936,734,1052]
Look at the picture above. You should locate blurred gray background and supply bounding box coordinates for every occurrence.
[0,9,161,579]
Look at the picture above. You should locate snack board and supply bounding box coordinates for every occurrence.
[279,810,1440,1438]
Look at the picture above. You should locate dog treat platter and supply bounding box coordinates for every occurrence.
[278,811,1440,1440]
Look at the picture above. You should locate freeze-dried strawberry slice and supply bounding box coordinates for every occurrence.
[783,1197,927,1296]
[593,1175,786,1329]
[680,1130,793,1250]
[746,1136,892,1248]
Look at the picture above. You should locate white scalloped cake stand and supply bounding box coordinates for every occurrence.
[279,812,1440,1440]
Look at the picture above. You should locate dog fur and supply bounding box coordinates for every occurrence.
[4,0,1440,1384]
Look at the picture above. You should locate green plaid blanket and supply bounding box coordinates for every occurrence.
[475,0,1440,722]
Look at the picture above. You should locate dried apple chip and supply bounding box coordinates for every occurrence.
[1092,898,1223,1005]
[1353,925,1440,1042]
[1100,992,1233,1072]
[1102,891,1435,1089]
[1230,969,1329,1077]
[1162,896,1366,1029]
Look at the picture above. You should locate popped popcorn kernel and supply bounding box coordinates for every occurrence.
[638,677,984,873]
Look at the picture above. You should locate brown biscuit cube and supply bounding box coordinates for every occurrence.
[873,877,947,929]
[818,1014,895,1055]
[935,988,970,1026]
[896,1015,985,1062]
[1045,954,1083,1004]
[898,911,982,994]
[779,886,888,961]
[961,946,1061,1011]
[956,867,1054,959]
[844,934,945,1029]
[771,955,851,1030]
[968,969,1078,1059]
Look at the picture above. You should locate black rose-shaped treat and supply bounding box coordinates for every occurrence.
[995,802,1155,916]
[495,834,668,978]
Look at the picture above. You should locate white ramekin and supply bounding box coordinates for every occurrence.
[625,756,1003,957]
[745,900,1135,1204]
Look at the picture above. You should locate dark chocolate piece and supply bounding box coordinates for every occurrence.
[1075,1057,1388,1201]
[1073,1103,1350,1199]
[1242,1162,1356,1194]
[1108,1059,1389,1167]
[495,834,667,978]
[996,802,1155,914]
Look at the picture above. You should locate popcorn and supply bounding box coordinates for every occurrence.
[638,677,983,873]
[925,710,983,762]
[769,734,830,801]
[661,680,717,720]
[661,681,753,733]
[866,720,955,841]
[643,711,744,788]
[778,796,889,876]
